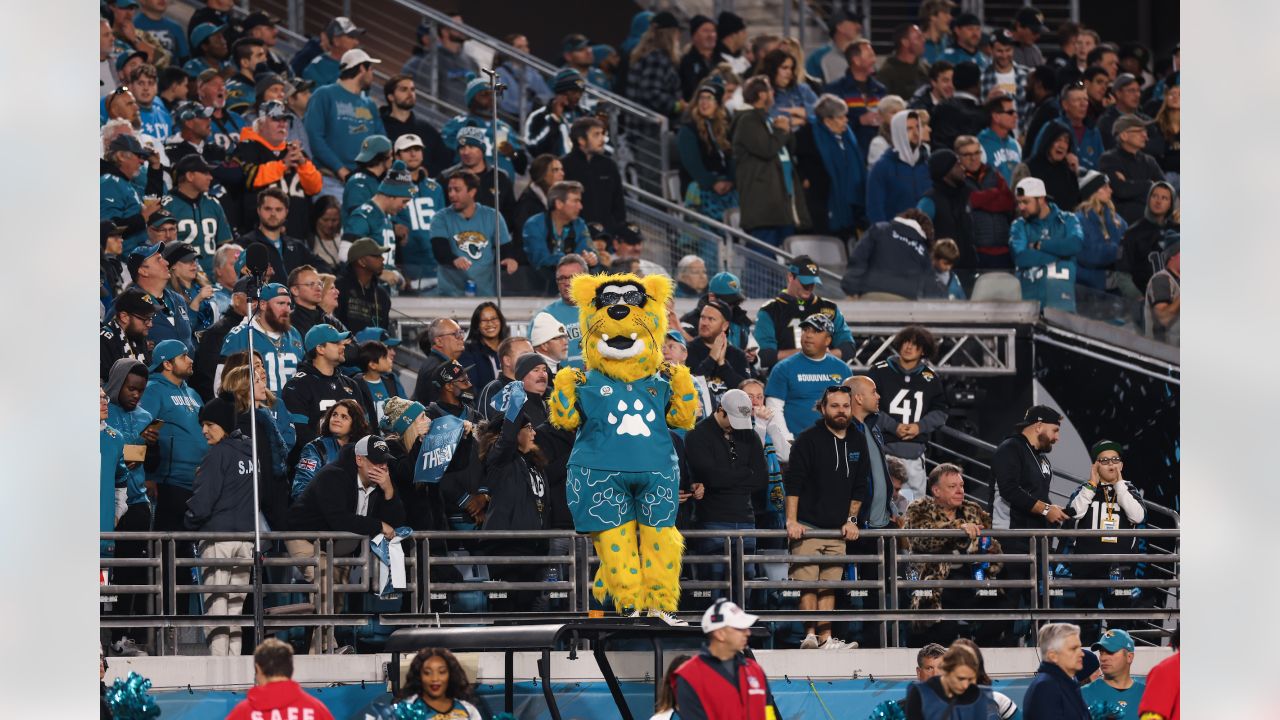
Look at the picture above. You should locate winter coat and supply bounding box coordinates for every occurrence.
[732,107,811,230]
[1075,207,1128,290]
[930,94,988,155]
[1022,662,1091,720]
[904,498,1003,613]
[561,148,627,233]
[1032,114,1105,171]
[184,431,257,532]
[685,416,768,524]
[842,218,942,299]
[1026,123,1082,210]
[288,443,406,534]
[866,149,931,224]
[480,405,547,533]
[1098,147,1165,224]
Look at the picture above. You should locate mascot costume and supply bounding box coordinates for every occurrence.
[549,273,698,621]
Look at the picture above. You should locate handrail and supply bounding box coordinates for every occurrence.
[934,425,1181,528]
[624,183,845,284]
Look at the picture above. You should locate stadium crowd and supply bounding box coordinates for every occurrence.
[98,0,1177,672]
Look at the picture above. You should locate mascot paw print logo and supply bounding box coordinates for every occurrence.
[639,485,676,526]
[607,399,656,437]
[589,487,629,527]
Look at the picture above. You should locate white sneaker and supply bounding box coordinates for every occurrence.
[820,637,858,650]
[647,609,689,626]
[800,633,821,649]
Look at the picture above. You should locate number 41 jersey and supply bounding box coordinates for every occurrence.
[865,357,949,454]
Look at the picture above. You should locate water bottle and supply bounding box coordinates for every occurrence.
[906,566,919,582]
[464,279,477,297]
[973,536,992,581]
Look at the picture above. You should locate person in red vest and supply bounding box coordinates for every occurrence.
[670,598,781,720]
[226,639,335,720]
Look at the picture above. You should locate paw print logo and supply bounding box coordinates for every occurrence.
[589,487,629,527]
[606,398,656,437]
[639,485,675,526]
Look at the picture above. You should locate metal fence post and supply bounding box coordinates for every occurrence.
[1037,536,1053,611]
[886,534,900,647]
[731,535,746,609]
[877,536,888,648]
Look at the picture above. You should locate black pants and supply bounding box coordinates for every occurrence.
[1073,560,1134,642]
[914,567,1007,648]
[111,503,154,641]
[154,484,197,614]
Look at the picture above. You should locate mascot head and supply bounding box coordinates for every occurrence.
[570,272,671,382]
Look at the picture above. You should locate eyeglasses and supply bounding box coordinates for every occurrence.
[128,312,154,325]
[995,109,1018,115]
[1097,457,1122,466]
[594,289,647,308]
[293,281,323,289]
[441,331,466,340]
[555,275,576,282]
[958,150,982,158]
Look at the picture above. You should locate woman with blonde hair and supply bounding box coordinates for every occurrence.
[625,12,684,120]
[676,82,739,222]
[905,642,1003,719]
[217,362,290,529]
[1146,83,1179,190]
[1075,170,1128,291]
[317,273,340,316]
[867,94,907,167]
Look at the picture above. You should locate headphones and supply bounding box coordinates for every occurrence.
[708,597,730,625]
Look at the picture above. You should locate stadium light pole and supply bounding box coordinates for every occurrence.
[481,66,506,311]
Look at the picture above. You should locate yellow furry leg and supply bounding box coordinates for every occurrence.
[638,525,684,612]
[591,521,643,612]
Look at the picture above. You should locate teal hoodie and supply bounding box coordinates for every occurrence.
[1009,202,1084,311]
[139,374,208,490]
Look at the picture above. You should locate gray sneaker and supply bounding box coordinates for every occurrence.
[800,633,821,649]
[647,609,689,626]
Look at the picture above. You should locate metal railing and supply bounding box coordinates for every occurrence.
[101,524,1176,652]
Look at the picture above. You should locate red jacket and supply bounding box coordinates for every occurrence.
[672,652,772,720]
[225,680,335,720]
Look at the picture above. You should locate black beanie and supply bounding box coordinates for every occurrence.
[690,14,714,34]
[199,392,238,436]
[929,149,959,182]
[952,61,981,92]
[717,11,746,37]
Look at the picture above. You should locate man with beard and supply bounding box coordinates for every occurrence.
[219,283,306,393]
[785,384,864,651]
[686,299,750,408]
[234,100,323,234]
[237,187,326,282]
[102,286,159,380]
[379,74,450,177]
[992,405,1069,613]
[195,69,247,153]
[334,239,392,333]
[284,324,376,465]
[303,48,386,196]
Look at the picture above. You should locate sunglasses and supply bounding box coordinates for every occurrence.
[594,289,647,308]
[824,385,852,395]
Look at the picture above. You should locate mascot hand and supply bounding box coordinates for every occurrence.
[550,367,586,431]
[663,363,698,431]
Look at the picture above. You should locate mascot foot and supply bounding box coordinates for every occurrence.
[638,525,685,612]
[592,522,643,612]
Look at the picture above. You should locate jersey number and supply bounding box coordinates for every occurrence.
[889,389,925,424]
[178,217,220,256]
[407,196,438,232]
[787,318,803,348]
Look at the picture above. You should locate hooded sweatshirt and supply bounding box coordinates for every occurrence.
[1027,123,1081,210]
[184,430,257,532]
[224,679,334,720]
[105,359,154,507]
[785,419,868,529]
[866,111,931,223]
[139,372,208,490]
[1121,181,1179,290]
[841,217,940,299]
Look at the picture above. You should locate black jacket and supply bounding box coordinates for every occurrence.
[288,443,406,534]
[192,308,243,400]
[1027,124,1081,210]
[289,304,346,340]
[411,349,455,406]
[991,433,1055,530]
[238,228,330,284]
[923,174,975,268]
[1121,216,1178,291]
[1022,661,1092,720]
[678,48,717,100]
[842,219,943,299]
[533,421,577,530]
[334,269,391,333]
[561,148,626,233]
[686,416,768,524]
[479,404,547,533]
[849,413,895,528]
[184,431,257,532]
[930,94,987,155]
[387,435,463,583]
[685,337,751,399]
[785,420,868,529]
[379,106,451,178]
[282,360,378,464]
[100,319,149,384]
[1098,147,1165,225]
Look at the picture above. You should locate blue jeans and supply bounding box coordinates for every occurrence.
[695,521,757,584]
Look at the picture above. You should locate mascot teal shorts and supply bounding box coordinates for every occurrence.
[566,464,680,532]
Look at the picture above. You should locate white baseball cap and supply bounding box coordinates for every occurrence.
[701,598,758,633]
[394,133,425,152]
[1015,177,1047,198]
[719,389,754,431]
[339,48,382,72]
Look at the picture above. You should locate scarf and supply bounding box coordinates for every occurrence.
[812,121,866,232]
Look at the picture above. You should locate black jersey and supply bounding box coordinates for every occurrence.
[866,357,949,456]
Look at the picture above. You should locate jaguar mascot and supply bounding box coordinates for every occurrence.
[548,272,699,623]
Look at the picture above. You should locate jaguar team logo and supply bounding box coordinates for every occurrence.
[454,231,489,260]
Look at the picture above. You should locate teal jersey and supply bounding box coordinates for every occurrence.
[429,204,511,297]
[344,201,399,268]
[566,370,678,473]
[100,423,127,554]
[225,76,255,113]
[764,352,851,436]
[107,402,154,507]
[161,191,234,276]
[362,377,390,425]
[100,171,147,253]
[1082,679,1145,720]
[978,127,1022,186]
[219,320,306,393]
[302,54,341,87]
[341,170,381,222]
[396,174,446,273]
[532,299,584,367]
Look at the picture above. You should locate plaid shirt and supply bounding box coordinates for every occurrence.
[626,51,681,119]
[980,62,1031,134]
